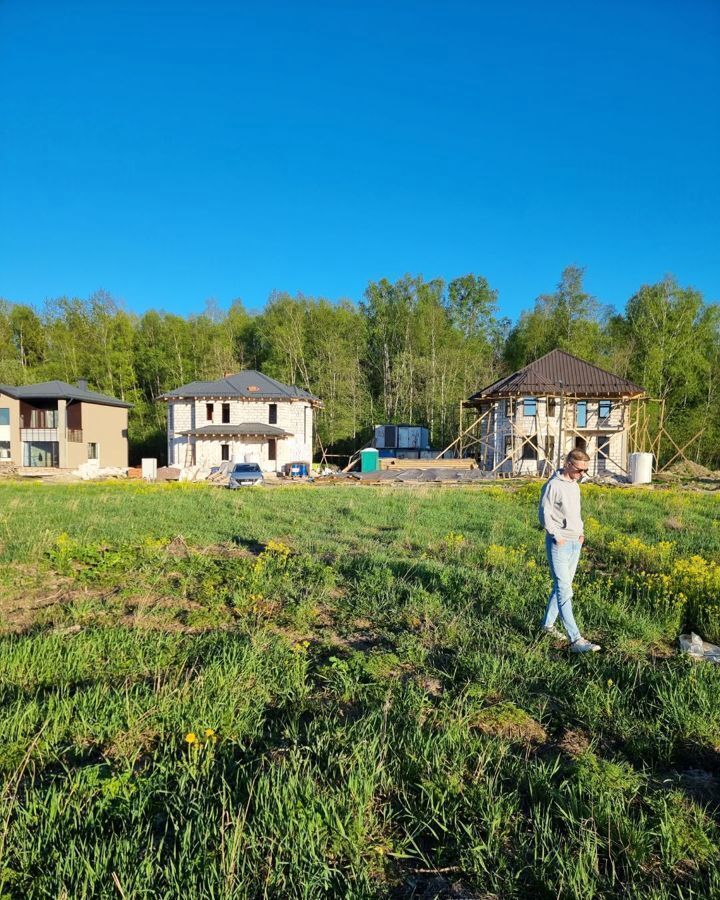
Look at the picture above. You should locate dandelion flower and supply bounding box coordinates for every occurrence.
[185,732,197,744]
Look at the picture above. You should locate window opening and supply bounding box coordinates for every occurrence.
[576,401,587,428]
[522,435,538,460]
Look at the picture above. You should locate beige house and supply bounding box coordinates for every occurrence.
[463,350,646,477]
[0,380,130,470]
[159,371,322,472]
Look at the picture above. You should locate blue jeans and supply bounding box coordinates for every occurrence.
[541,535,582,643]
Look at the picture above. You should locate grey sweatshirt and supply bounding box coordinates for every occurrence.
[538,470,584,540]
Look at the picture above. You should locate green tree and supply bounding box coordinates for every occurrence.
[504,266,610,370]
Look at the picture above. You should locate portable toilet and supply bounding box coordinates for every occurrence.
[361,448,380,473]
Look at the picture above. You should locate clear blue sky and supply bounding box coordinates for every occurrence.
[1,0,718,321]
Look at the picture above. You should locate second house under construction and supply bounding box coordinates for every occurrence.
[461,349,647,476]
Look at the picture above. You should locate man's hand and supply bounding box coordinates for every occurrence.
[579,535,585,545]
[554,537,565,546]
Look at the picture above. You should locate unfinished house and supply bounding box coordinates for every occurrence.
[461,349,646,477]
[0,380,131,470]
[160,371,322,472]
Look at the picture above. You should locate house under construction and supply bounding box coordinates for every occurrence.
[459,349,647,476]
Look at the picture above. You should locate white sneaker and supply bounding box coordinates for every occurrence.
[541,625,567,641]
[569,637,601,653]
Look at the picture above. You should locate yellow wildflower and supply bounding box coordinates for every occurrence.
[185,732,197,744]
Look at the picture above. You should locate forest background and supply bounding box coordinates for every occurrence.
[1,266,718,467]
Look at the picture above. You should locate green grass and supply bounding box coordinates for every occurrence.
[1,480,720,898]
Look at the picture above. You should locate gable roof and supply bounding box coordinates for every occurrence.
[468,349,645,403]
[159,370,321,404]
[0,380,132,408]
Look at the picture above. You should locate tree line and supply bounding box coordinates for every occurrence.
[1,267,718,467]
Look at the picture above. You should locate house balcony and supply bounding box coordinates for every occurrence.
[20,428,84,442]
[21,428,59,443]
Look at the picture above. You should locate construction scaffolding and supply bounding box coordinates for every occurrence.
[446,393,704,477]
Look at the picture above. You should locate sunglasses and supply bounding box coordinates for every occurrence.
[569,461,589,473]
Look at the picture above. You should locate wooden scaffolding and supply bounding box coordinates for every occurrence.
[445,393,704,477]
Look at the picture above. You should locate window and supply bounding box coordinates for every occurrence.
[222,403,230,424]
[221,444,230,461]
[268,438,277,462]
[599,400,612,419]
[206,403,214,421]
[547,398,557,416]
[504,435,513,458]
[576,401,587,428]
[27,408,58,428]
[88,443,99,460]
[597,435,610,472]
[24,441,59,467]
[522,435,538,460]
[504,399,512,418]
[0,441,10,459]
[269,403,277,425]
[0,408,9,426]
[575,436,587,452]
[167,405,174,432]
[523,398,537,416]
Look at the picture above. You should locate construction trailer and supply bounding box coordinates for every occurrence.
[454,349,651,477]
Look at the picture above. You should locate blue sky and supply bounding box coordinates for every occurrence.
[1,0,718,321]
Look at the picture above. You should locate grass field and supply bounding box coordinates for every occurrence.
[1,480,720,899]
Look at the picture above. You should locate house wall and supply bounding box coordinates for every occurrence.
[66,403,129,469]
[480,397,627,476]
[0,391,20,464]
[167,398,315,472]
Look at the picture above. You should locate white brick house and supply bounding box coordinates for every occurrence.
[159,372,322,472]
[464,350,646,477]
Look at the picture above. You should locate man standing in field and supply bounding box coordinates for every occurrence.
[539,448,601,653]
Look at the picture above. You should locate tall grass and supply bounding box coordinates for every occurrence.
[1,481,720,898]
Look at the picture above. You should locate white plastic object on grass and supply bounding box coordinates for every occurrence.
[679,632,720,663]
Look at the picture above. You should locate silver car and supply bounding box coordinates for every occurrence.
[228,462,264,488]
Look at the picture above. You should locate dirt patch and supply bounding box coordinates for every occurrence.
[471,702,547,745]
[558,728,591,758]
[419,675,444,698]
[165,536,190,558]
[663,461,718,479]
[649,640,675,660]
[0,567,76,633]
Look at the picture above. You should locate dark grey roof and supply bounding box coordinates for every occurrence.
[468,349,645,402]
[0,380,132,408]
[159,370,321,403]
[181,423,291,438]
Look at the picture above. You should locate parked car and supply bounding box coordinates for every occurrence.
[228,462,264,488]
